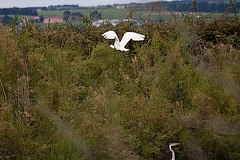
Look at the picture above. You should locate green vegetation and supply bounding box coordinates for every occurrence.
[1,5,240,160]
[38,8,131,21]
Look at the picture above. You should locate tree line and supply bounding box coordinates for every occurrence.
[0,8,38,16]
[167,1,240,12]
[63,11,102,20]
[145,1,240,13]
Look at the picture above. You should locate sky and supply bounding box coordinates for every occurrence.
[1,0,159,8]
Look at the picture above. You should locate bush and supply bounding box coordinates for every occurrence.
[0,8,240,159]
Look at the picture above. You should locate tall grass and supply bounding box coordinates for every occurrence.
[0,4,240,159]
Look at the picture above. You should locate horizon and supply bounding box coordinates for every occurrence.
[0,0,160,9]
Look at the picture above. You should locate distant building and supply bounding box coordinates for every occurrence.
[33,17,40,20]
[110,19,121,26]
[43,16,63,23]
[116,5,125,9]
[93,19,108,27]
[92,19,140,27]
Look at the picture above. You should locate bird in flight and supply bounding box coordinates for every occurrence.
[102,30,145,51]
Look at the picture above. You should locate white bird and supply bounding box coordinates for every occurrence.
[102,30,145,51]
[169,143,180,160]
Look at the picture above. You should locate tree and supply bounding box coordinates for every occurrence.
[63,11,71,20]
[2,15,12,25]
[71,12,84,20]
[92,11,102,19]
[40,16,44,23]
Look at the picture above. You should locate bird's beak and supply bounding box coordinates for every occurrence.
[170,143,180,146]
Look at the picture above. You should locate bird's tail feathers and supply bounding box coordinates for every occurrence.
[120,48,129,51]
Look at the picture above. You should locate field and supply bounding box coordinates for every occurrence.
[37,8,234,25]
[36,7,178,20]
[1,4,240,160]
[1,6,231,25]
[37,8,127,19]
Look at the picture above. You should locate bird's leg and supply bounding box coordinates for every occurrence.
[121,51,126,59]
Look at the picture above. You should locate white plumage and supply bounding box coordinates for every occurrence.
[102,30,145,51]
[169,143,180,160]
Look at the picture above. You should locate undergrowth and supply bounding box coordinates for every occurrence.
[0,3,240,160]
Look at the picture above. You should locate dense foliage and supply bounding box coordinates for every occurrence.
[0,8,38,16]
[167,0,240,12]
[0,8,240,160]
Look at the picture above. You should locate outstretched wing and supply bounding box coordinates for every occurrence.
[102,30,119,40]
[120,32,145,48]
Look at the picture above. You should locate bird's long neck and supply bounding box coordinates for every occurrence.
[169,146,175,160]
